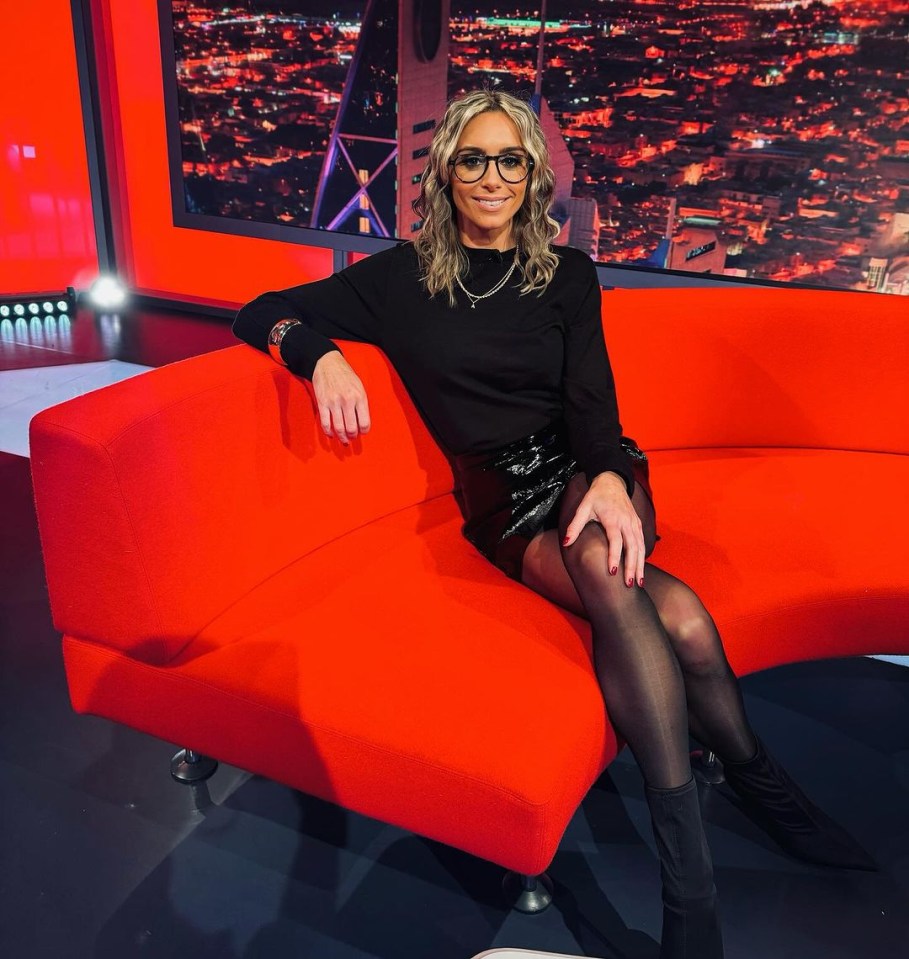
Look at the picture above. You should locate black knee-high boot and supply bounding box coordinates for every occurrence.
[722,736,877,871]
[645,778,724,959]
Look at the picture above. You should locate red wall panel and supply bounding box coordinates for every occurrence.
[0,3,99,295]
[100,0,331,308]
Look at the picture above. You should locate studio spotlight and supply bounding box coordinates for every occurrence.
[88,276,127,309]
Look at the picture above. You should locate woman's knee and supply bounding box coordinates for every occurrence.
[561,536,641,613]
[663,597,725,675]
[561,535,610,585]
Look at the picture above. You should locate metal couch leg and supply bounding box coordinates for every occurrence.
[691,748,725,785]
[170,748,218,783]
[502,871,554,913]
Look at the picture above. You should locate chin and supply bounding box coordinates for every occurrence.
[461,213,517,242]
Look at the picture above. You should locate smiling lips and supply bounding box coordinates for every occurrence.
[474,197,510,210]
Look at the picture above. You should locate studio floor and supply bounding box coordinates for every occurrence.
[1,305,908,959]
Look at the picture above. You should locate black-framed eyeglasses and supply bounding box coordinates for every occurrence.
[448,152,534,184]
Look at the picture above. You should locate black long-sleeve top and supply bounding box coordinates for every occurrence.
[232,241,635,494]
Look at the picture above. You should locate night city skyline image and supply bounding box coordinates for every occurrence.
[168,1,909,295]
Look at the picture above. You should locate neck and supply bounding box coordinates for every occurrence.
[457,225,515,251]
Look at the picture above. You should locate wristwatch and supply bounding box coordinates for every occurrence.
[267,318,302,365]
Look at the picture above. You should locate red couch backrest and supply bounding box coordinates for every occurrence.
[605,286,909,456]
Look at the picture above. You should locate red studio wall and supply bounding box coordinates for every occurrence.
[98,0,332,308]
[0,2,331,308]
[0,3,99,296]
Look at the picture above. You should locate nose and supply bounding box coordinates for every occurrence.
[478,158,506,188]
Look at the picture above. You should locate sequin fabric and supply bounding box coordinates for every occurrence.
[451,419,652,581]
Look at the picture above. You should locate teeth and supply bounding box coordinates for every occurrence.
[476,198,507,208]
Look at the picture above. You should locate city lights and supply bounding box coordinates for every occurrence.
[170,0,909,295]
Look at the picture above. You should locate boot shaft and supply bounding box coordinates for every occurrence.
[645,778,724,959]
[645,778,715,901]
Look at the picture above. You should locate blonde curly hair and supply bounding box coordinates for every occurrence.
[412,90,561,306]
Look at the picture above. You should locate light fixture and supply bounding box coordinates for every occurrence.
[88,276,127,309]
[0,288,76,320]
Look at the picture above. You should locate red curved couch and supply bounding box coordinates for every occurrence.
[29,285,909,881]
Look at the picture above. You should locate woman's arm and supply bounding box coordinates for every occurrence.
[233,246,397,442]
[233,246,396,378]
[561,254,645,587]
[561,255,635,495]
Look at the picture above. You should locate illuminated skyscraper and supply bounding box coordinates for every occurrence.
[311,0,450,239]
[397,0,450,237]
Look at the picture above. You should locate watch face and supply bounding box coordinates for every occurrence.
[413,0,442,62]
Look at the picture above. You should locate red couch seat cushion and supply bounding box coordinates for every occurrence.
[63,494,613,876]
[649,447,909,674]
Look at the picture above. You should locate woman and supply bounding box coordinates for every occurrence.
[234,89,873,958]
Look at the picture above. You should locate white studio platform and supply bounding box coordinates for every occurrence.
[0,360,151,458]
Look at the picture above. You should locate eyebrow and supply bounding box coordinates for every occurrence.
[454,146,528,154]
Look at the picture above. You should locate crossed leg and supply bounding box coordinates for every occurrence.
[523,472,734,955]
[521,473,756,771]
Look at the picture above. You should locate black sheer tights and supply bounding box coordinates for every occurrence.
[639,564,756,767]
[552,475,756,790]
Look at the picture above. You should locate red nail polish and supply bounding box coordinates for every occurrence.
[627,578,633,587]
[638,577,645,588]
[562,536,570,547]
[610,566,618,576]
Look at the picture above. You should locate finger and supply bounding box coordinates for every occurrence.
[621,518,643,587]
[561,506,591,548]
[357,395,371,433]
[319,404,333,438]
[623,527,639,588]
[602,519,624,578]
[636,521,646,587]
[330,404,349,444]
[341,399,360,439]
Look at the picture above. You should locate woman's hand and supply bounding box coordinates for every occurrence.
[310,351,371,445]
[562,471,645,588]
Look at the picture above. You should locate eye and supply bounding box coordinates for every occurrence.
[456,155,485,170]
[499,154,525,170]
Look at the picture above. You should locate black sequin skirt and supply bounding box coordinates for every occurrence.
[451,419,654,582]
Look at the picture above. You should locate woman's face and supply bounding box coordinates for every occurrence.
[448,110,529,250]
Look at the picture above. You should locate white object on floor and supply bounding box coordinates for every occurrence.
[470,951,595,959]
[870,655,909,667]
[0,360,151,457]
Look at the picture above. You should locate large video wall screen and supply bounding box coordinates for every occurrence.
[162,1,909,295]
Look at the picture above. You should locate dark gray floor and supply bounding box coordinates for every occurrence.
[2,308,908,959]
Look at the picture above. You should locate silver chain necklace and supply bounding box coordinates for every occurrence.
[456,256,519,309]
